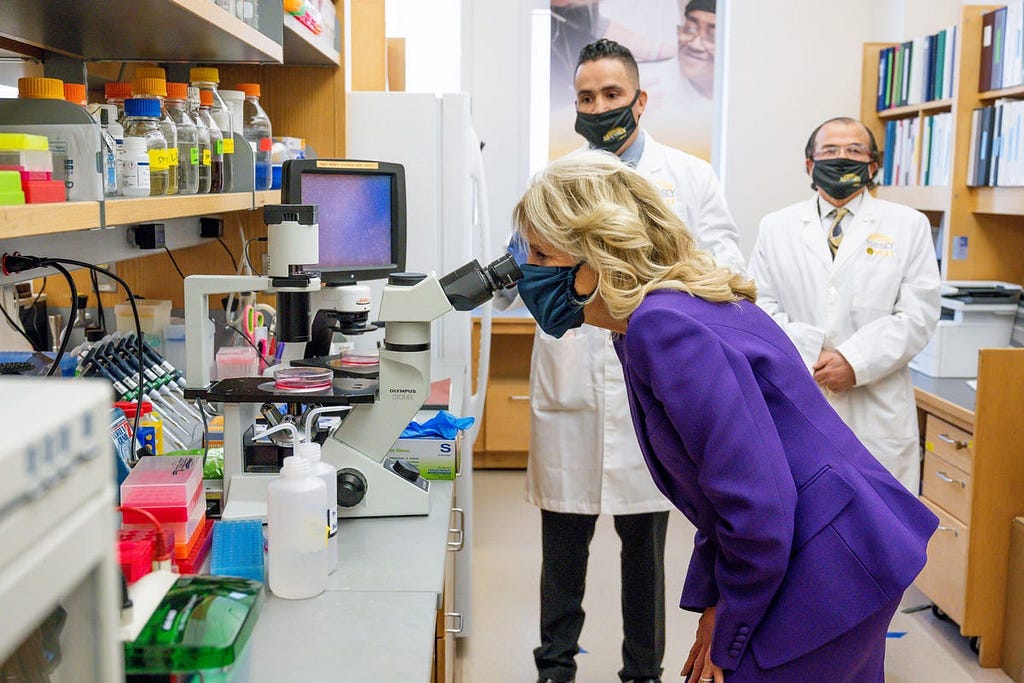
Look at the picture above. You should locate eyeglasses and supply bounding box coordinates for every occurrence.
[677,22,715,44]
[813,144,874,161]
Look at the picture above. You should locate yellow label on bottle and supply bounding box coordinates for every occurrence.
[223,138,235,154]
[167,148,179,167]
[148,149,170,172]
[203,149,211,166]
[189,147,199,166]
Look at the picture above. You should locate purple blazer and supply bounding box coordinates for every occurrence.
[613,290,937,672]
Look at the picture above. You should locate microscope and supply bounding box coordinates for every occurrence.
[184,203,522,520]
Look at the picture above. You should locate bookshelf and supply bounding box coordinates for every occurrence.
[862,5,1024,671]
[861,6,1024,285]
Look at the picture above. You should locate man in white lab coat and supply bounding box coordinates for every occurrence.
[747,117,941,493]
[520,39,745,683]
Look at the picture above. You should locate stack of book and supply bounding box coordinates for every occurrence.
[967,99,1024,187]
[876,25,958,110]
[881,113,953,187]
[979,1,1024,93]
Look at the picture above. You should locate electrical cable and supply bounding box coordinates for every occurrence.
[216,236,238,272]
[224,322,271,366]
[2,253,148,454]
[90,269,106,332]
[46,263,78,376]
[242,237,266,277]
[164,247,186,280]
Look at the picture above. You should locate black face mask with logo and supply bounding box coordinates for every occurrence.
[574,90,641,152]
[811,157,875,200]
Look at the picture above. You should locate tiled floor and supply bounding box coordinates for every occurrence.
[456,469,1013,683]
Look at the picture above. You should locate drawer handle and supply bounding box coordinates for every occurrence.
[445,612,464,634]
[935,471,966,488]
[447,507,465,552]
[936,525,959,538]
[937,433,968,450]
[509,395,530,401]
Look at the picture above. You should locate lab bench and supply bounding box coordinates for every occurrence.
[248,362,466,682]
[250,480,455,681]
[910,349,1024,668]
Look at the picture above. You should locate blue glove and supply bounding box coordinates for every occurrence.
[400,410,475,439]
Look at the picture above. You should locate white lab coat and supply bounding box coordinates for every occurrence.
[526,132,746,514]
[747,192,941,492]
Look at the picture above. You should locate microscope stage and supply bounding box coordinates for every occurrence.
[186,376,377,404]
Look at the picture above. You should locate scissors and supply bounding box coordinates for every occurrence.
[241,304,266,344]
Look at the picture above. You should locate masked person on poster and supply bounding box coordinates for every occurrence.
[676,0,716,99]
[511,149,937,683]
[498,38,744,683]
[747,117,941,493]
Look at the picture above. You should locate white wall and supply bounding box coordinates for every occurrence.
[384,0,462,93]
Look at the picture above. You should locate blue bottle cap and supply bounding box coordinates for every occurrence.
[124,97,162,118]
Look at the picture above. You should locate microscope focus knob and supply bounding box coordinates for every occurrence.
[390,458,421,482]
[337,468,367,507]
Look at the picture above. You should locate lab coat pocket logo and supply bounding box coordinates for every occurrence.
[865,232,895,257]
[655,180,676,206]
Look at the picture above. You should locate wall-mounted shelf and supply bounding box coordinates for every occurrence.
[105,192,254,226]
[0,202,102,240]
[283,14,340,66]
[972,187,1024,216]
[877,98,954,120]
[978,84,1024,102]
[254,190,282,207]
[1,0,282,63]
[874,185,949,212]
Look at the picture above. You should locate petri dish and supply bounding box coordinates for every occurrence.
[273,366,334,393]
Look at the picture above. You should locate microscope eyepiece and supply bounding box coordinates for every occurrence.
[439,252,524,312]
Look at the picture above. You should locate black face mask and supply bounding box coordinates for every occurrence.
[574,90,641,152]
[811,157,874,200]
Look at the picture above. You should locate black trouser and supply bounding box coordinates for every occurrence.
[534,509,668,682]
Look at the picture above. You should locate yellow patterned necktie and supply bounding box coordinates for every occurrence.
[828,207,850,259]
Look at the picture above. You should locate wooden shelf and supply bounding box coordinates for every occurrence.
[104,192,254,226]
[874,185,949,212]
[972,186,1024,215]
[978,84,1024,101]
[254,190,282,208]
[1,0,282,63]
[877,98,954,120]
[0,202,101,239]
[283,14,340,66]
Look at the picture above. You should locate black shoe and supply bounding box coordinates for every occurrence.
[536,678,574,683]
[626,679,661,683]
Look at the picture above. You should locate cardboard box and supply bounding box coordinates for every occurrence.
[1004,517,1024,682]
[388,434,461,480]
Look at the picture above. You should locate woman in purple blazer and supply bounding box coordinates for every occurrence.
[511,151,938,682]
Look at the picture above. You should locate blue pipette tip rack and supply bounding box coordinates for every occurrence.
[210,519,264,583]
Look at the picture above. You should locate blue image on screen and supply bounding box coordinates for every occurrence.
[301,172,393,269]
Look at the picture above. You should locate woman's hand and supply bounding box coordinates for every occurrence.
[681,606,725,682]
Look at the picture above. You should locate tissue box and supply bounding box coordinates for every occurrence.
[388,434,460,480]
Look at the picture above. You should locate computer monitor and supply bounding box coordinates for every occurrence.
[281,159,407,284]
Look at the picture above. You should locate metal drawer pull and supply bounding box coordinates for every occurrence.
[509,394,530,401]
[937,433,968,449]
[935,471,966,488]
[447,507,465,551]
[936,525,959,537]
[445,612,464,634]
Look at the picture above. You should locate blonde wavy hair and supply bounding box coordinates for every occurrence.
[512,150,756,320]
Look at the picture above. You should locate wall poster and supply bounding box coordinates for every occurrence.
[549,0,717,161]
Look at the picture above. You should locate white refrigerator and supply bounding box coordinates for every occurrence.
[346,91,496,637]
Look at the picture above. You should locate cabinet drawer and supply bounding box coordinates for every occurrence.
[485,379,531,452]
[915,498,968,625]
[924,415,974,475]
[921,452,972,524]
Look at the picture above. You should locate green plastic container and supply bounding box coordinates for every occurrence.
[0,170,25,205]
[123,575,263,682]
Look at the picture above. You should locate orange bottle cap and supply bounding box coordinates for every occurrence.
[18,77,64,100]
[63,83,87,106]
[133,77,168,98]
[236,83,261,97]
